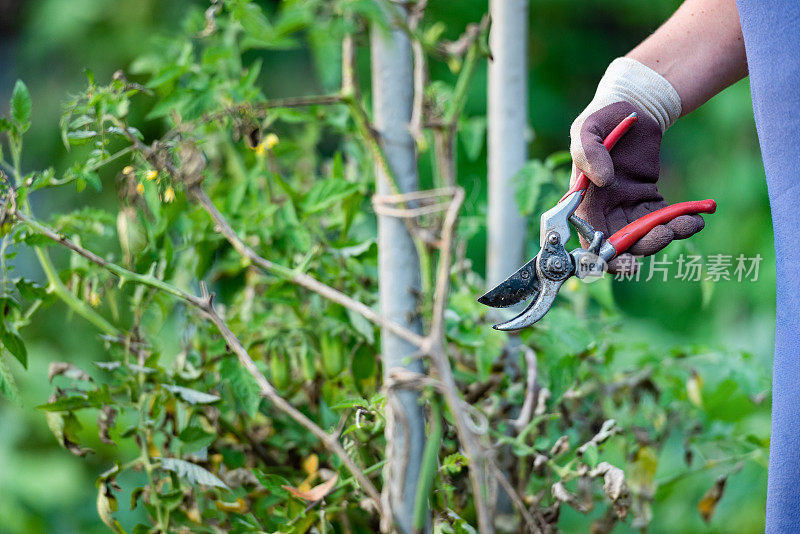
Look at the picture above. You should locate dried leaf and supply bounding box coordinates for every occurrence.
[687,370,703,407]
[552,481,588,513]
[697,474,728,522]
[578,419,618,456]
[590,462,630,519]
[98,405,117,445]
[282,472,339,502]
[550,435,570,456]
[49,362,92,382]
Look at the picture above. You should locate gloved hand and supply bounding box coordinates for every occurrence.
[569,57,705,272]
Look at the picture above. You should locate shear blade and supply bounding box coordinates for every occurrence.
[477,255,541,309]
[492,277,566,331]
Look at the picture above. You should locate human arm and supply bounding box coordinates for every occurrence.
[570,0,747,269]
[627,0,747,116]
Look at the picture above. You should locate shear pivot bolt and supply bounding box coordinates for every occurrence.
[547,257,565,272]
[520,269,530,279]
[548,233,559,245]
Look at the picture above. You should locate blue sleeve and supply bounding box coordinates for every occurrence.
[736,1,800,531]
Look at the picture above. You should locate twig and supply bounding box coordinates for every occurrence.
[205,94,345,123]
[419,187,494,533]
[14,209,383,511]
[487,458,541,533]
[190,186,426,348]
[108,115,427,350]
[407,0,428,148]
[512,346,538,432]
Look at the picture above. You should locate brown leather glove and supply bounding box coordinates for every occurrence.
[569,59,705,272]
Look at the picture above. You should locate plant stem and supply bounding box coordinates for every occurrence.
[413,398,442,532]
[15,208,384,511]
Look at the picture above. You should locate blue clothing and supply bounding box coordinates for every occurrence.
[736,2,800,531]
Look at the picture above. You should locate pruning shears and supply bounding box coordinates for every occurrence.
[478,112,717,331]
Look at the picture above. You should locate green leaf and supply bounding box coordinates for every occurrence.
[160,458,229,490]
[10,79,31,133]
[458,116,487,161]
[0,323,27,368]
[513,160,552,216]
[83,171,102,192]
[220,357,261,418]
[178,426,216,453]
[582,443,599,468]
[0,352,20,404]
[301,178,358,214]
[347,309,375,344]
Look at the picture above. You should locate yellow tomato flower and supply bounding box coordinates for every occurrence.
[252,133,279,156]
[146,169,158,181]
[136,182,144,195]
[264,133,279,149]
[122,165,134,175]
[164,186,176,203]
[89,291,101,308]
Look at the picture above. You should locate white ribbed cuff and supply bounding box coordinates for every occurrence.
[593,57,682,131]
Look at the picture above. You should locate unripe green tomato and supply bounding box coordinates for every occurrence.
[269,349,290,389]
[320,334,346,377]
[298,342,317,382]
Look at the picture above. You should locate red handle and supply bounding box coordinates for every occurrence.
[560,112,640,202]
[607,199,717,257]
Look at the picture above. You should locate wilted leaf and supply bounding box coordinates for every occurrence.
[160,458,229,490]
[49,362,92,382]
[552,481,588,513]
[97,481,123,533]
[578,419,617,459]
[550,435,570,456]
[282,472,339,502]
[98,405,117,445]
[687,370,703,407]
[697,473,728,522]
[46,410,93,457]
[590,462,629,519]
[163,384,221,404]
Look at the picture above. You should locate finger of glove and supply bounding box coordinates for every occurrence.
[666,214,705,240]
[607,253,639,275]
[625,224,675,256]
[571,126,615,187]
[570,101,640,188]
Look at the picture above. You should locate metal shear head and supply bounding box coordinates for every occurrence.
[478,191,583,331]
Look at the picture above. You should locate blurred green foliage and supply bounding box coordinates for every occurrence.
[0,0,771,532]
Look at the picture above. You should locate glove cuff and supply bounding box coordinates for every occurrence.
[593,57,682,132]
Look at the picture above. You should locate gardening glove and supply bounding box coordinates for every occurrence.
[569,57,705,273]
